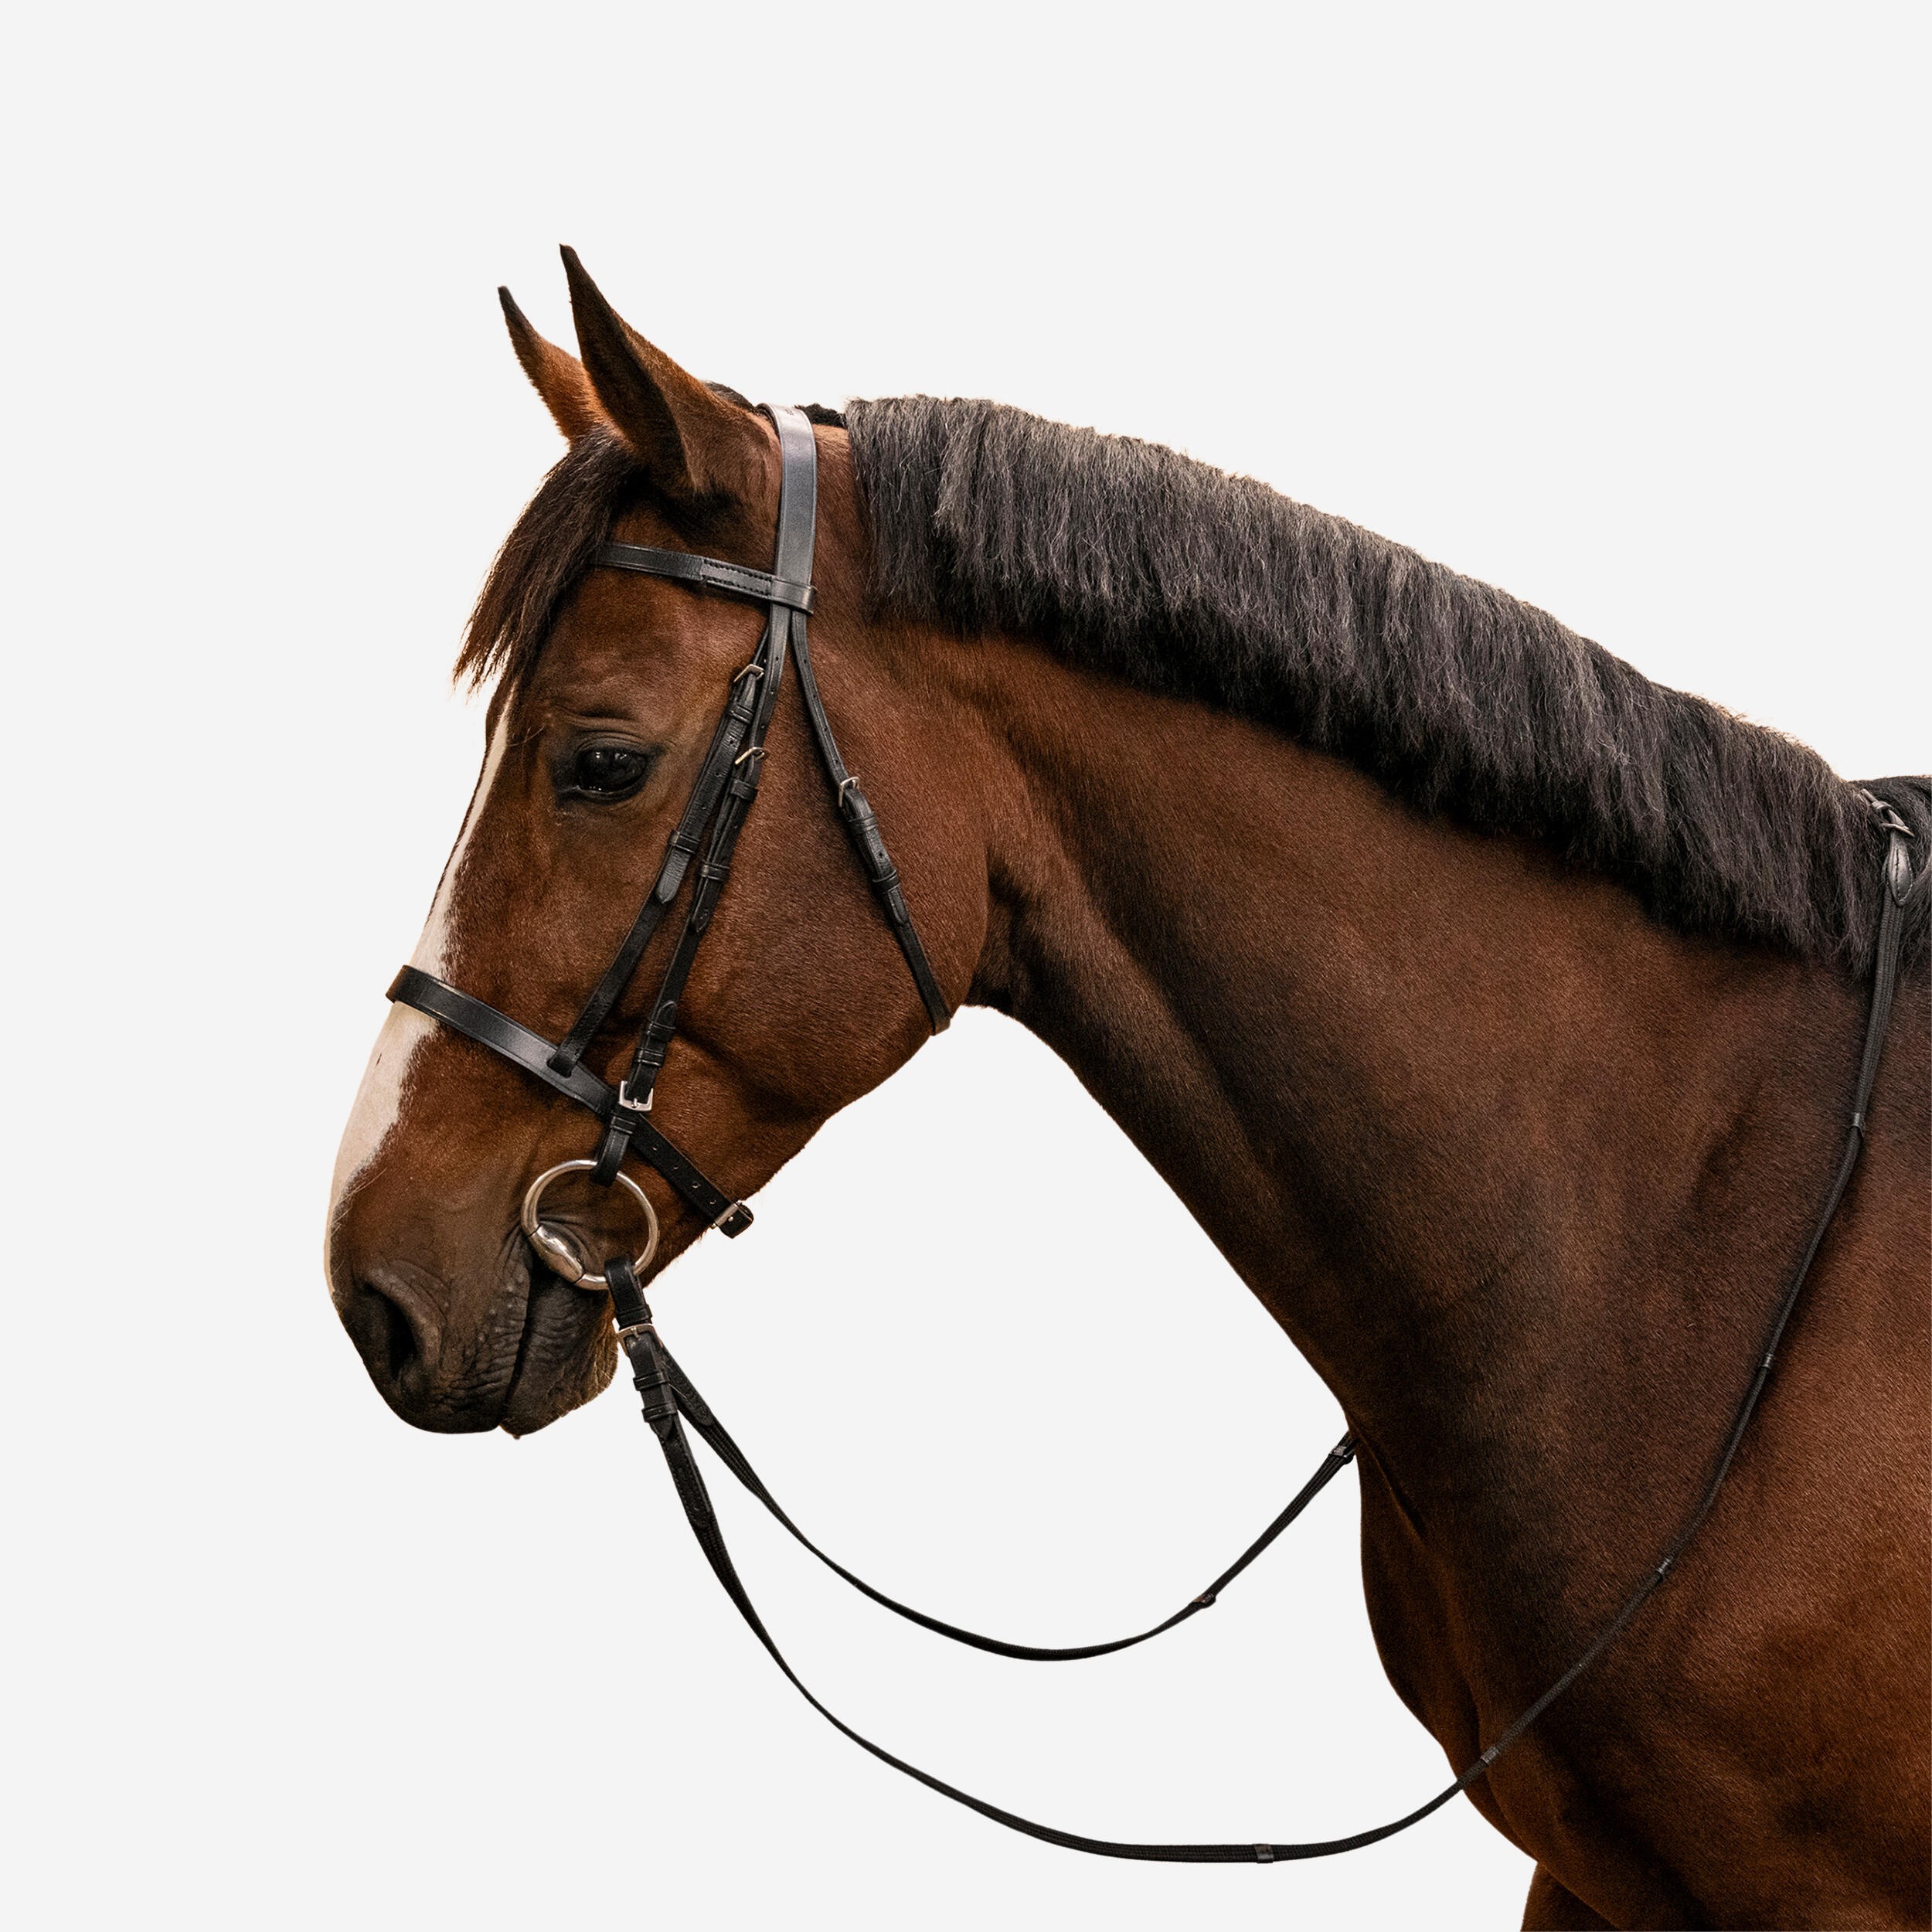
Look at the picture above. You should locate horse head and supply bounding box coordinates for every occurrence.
[326,252,975,1434]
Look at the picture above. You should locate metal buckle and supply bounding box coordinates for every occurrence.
[616,1079,652,1114]
[519,1159,659,1289]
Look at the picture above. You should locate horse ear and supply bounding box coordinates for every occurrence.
[499,287,604,440]
[560,245,760,500]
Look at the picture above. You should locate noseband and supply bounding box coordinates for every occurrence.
[381,403,1920,1864]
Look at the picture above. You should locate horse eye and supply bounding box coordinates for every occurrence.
[567,743,651,800]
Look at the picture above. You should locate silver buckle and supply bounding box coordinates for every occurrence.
[616,1079,652,1114]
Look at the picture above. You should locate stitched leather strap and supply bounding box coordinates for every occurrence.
[651,1329,1356,1659]
[767,403,818,584]
[549,656,771,1078]
[386,967,753,1236]
[597,543,816,613]
[625,1321,1468,1860]
[610,592,795,1122]
[791,618,953,1032]
[603,1253,654,1335]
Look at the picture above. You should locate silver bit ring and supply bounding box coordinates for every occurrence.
[519,1159,659,1289]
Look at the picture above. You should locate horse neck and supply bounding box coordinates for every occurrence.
[934,631,1864,1547]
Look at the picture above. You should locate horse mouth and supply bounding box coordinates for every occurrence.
[334,1215,622,1434]
[499,1269,621,1435]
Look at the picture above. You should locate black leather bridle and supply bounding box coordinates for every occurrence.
[392,405,947,1241]
[383,403,1919,1863]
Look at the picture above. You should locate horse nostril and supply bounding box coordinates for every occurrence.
[375,1287,417,1382]
[348,1276,432,1392]
[333,1264,505,1433]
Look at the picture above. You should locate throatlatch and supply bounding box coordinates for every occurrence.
[386,400,1920,1863]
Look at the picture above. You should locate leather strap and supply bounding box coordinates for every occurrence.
[549,657,770,1079]
[625,1318,1466,1860]
[790,620,953,1032]
[587,720,783,1183]
[765,400,948,1029]
[604,1253,654,1335]
[584,469,815,1179]
[767,403,818,587]
[597,543,815,613]
[651,1329,1357,1659]
[386,967,753,1236]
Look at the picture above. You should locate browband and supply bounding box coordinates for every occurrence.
[597,542,817,614]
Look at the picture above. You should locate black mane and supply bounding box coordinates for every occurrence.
[459,396,1927,971]
[844,396,1927,971]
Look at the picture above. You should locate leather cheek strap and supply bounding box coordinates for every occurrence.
[386,967,753,1236]
[787,614,952,1034]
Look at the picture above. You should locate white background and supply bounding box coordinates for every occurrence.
[4,5,1925,1929]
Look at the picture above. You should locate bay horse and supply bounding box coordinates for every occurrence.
[326,250,1930,1930]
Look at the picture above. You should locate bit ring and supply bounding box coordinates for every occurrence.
[519,1159,659,1290]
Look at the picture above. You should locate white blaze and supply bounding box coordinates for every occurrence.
[327,713,512,1236]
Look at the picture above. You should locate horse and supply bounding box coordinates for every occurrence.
[325,250,1930,1930]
